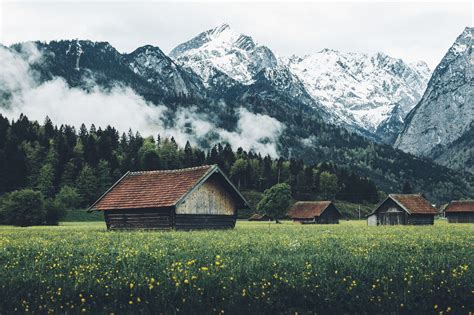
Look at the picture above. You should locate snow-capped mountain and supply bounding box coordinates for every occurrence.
[282,50,431,141]
[170,24,430,142]
[395,27,473,171]
[170,24,278,88]
[2,29,474,201]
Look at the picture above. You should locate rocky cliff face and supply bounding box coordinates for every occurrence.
[395,27,473,171]
[124,45,205,98]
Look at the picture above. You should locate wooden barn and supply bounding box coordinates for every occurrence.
[367,194,437,226]
[248,213,272,221]
[288,201,342,224]
[88,165,251,230]
[444,200,474,223]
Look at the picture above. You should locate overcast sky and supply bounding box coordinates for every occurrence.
[1,1,472,68]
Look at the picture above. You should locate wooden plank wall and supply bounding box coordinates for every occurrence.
[175,214,236,230]
[319,205,341,224]
[406,214,434,225]
[176,175,236,216]
[447,213,474,223]
[104,208,173,230]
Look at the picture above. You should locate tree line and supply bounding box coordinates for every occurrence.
[0,114,380,224]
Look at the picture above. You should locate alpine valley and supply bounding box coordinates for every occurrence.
[0,24,473,203]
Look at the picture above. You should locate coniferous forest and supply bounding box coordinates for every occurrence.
[0,114,381,212]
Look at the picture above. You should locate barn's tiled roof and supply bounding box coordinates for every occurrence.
[445,200,474,213]
[389,194,437,214]
[90,165,215,211]
[288,201,334,219]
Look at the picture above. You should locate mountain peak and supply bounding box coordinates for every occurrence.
[130,45,166,58]
[449,26,472,56]
[169,24,276,85]
[211,23,231,35]
[318,48,340,54]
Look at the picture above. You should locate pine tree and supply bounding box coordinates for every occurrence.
[36,163,55,197]
[96,160,112,194]
[230,158,247,189]
[402,181,413,194]
[76,164,99,206]
[320,171,339,200]
[184,141,194,167]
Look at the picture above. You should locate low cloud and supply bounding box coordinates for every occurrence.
[0,43,284,157]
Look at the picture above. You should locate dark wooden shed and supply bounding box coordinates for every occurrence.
[288,201,342,224]
[88,165,250,230]
[445,200,474,223]
[367,194,437,226]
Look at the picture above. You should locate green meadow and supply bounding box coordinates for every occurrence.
[0,220,472,314]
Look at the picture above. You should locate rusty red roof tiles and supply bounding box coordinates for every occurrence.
[90,165,214,211]
[445,200,474,213]
[288,201,333,219]
[389,194,438,214]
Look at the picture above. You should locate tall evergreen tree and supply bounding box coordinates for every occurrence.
[96,160,112,194]
[402,181,413,194]
[76,164,99,206]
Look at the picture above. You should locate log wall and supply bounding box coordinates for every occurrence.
[406,214,434,225]
[175,214,236,230]
[104,208,173,230]
[446,212,474,223]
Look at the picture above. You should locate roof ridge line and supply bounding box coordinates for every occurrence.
[295,201,332,203]
[129,165,215,175]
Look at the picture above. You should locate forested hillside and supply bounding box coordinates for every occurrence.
[0,114,472,207]
[0,114,381,209]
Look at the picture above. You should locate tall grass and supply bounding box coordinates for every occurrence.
[0,221,472,313]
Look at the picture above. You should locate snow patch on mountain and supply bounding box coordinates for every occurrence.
[282,50,431,133]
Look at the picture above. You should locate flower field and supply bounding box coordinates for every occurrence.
[0,221,473,314]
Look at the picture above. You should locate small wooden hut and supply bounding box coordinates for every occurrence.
[444,200,474,223]
[248,213,272,221]
[288,201,342,224]
[367,194,437,226]
[88,165,250,230]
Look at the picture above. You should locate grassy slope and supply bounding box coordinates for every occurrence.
[0,221,472,314]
